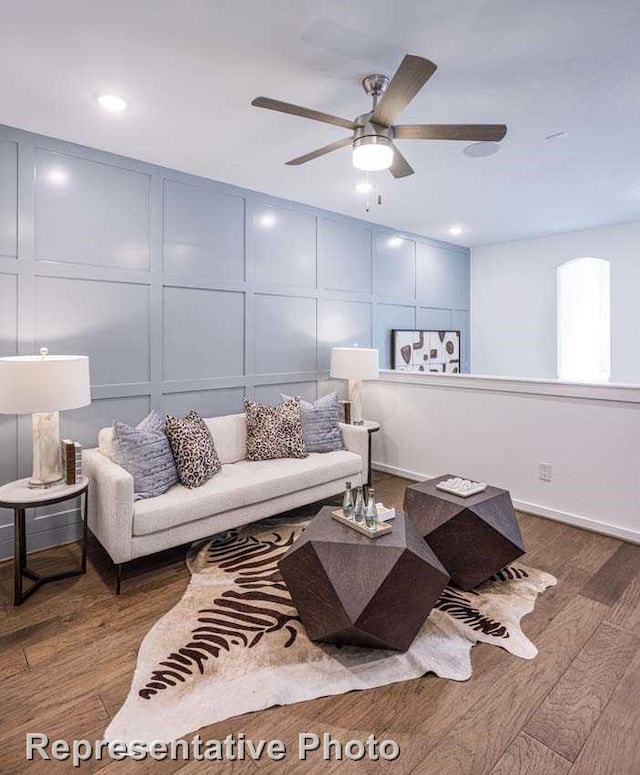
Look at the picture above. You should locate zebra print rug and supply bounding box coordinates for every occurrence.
[105,516,556,745]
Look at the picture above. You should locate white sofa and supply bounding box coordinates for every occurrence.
[84,412,368,591]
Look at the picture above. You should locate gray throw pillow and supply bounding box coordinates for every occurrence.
[244,398,308,461]
[111,409,164,467]
[281,392,344,453]
[165,410,222,488]
[112,411,179,500]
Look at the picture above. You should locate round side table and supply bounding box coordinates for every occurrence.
[0,477,89,606]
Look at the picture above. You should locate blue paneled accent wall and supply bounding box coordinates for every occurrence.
[0,123,469,559]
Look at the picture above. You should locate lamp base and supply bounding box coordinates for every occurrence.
[348,379,364,424]
[29,411,63,489]
[28,477,64,490]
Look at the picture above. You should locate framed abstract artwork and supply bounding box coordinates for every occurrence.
[392,329,461,373]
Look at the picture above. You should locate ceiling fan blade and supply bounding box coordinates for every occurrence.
[394,124,507,142]
[285,136,353,166]
[389,145,414,178]
[251,97,356,131]
[371,55,438,127]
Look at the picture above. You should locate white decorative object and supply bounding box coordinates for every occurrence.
[377,504,395,521]
[0,349,91,488]
[330,346,379,424]
[436,477,488,498]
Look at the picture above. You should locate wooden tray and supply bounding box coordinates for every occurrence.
[331,509,393,538]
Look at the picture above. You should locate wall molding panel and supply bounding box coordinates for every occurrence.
[0,122,469,560]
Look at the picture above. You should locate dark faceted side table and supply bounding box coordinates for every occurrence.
[404,474,525,590]
[0,477,89,605]
[278,506,449,651]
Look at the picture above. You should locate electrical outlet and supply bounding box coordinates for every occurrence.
[538,462,552,482]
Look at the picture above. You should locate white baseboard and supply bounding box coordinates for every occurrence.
[372,461,640,545]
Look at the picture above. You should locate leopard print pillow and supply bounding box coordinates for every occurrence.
[165,410,221,488]
[244,398,308,461]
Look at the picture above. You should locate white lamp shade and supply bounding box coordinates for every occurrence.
[330,347,379,380]
[0,355,91,414]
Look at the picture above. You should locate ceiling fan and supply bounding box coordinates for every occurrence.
[252,54,507,178]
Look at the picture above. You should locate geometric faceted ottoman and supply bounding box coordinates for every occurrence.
[404,474,525,590]
[278,506,449,651]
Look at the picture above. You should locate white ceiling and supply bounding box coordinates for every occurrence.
[2,0,640,246]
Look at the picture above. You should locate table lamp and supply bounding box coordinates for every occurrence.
[0,348,91,488]
[330,346,379,424]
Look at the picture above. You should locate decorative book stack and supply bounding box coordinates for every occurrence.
[60,439,83,485]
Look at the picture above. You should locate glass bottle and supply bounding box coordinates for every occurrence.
[365,488,378,529]
[353,485,365,524]
[342,481,355,520]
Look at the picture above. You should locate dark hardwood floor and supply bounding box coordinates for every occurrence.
[1,472,639,774]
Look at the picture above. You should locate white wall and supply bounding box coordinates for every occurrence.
[471,221,640,383]
[363,373,640,543]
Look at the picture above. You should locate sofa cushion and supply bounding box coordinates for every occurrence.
[132,450,362,537]
[165,410,222,488]
[203,413,246,464]
[244,398,307,461]
[99,426,118,462]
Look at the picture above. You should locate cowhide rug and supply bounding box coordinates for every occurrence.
[105,516,556,745]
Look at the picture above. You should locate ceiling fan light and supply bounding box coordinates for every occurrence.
[352,136,394,172]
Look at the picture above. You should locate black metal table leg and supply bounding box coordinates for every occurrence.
[8,483,90,606]
[362,422,380,501]
[81,489,88,573]
[14,508,26,606]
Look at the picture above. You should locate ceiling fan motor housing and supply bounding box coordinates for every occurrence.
[353,118,393,144]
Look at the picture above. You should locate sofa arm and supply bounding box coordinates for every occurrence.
[339,422,369,477]
[84,448,135,564]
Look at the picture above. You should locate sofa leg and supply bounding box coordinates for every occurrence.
[116,563,123,595]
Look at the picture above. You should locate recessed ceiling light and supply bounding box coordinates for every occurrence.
[258,212,276,228]
[46,167,68,185]
[95,93,128,112]
[463,142,500,158]
[355,181,373,194]
[448,225,463,236]
[545,131,568,141]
